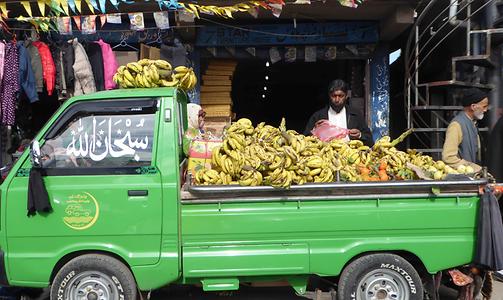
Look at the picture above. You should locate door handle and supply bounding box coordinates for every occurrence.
[128,190,148,196]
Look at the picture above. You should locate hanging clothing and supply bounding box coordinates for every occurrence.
[50,47,63,97]
[17,42,38,103]
[24,40,44,93]
[1,43,19,126]
[32,41,56,96]
[71,38,96,96]
[95,39,118,90]
[84,42,105,91]
[27,168,52,217]
[0,42,5,83]
[60,42,75,91]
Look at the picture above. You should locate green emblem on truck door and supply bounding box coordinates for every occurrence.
[63,192,100,230]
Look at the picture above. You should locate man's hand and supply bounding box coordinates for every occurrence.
[348,129,362,139]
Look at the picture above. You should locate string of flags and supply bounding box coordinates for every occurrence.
[17,11,171,33]
[0,0,367,31]
[1,0,366,18]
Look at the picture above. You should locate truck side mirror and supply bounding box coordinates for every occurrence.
[30,141,42,168]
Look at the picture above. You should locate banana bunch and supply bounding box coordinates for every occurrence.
[194,118,472,187]
[173,66,197,91]
[113,59,190,89]
[194,169,233,185]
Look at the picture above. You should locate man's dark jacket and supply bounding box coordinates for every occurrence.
[304,105,374,147]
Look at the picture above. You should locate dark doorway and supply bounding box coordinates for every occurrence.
[231,59,366,133]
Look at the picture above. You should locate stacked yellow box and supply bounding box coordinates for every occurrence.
[200,60,236,118]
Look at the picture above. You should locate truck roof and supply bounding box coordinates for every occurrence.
[69,88,178,103]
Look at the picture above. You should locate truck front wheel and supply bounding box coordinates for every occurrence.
[50,254,137,300]
[337,253,423,300]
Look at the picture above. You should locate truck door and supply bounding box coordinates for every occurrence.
[5,99,163,284]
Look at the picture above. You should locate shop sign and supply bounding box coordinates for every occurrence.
[196,21,378,47]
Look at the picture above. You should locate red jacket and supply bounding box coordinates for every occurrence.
[32,41,56,96]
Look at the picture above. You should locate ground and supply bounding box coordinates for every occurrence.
[148,281,503,300]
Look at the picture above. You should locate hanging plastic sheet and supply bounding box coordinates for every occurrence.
[474,186,503,271]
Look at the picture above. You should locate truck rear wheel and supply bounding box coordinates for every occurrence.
[337,253,423,300]
[50,254,137,300]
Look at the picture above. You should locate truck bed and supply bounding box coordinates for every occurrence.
[181,178,486,203]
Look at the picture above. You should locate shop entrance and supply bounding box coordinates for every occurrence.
[231,59,367,133]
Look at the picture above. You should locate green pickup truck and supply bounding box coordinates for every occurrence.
[0,88,486,300]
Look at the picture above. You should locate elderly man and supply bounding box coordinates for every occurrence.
[304,79,373,146]
[442,88,490,173]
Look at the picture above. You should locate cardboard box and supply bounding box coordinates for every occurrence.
[140,44,161,60]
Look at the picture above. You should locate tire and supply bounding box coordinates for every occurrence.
[50,254,137,300]
[337,253,423,300]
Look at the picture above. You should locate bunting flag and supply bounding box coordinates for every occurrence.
[82,15,97,34]
[153,11,170,29]
[75,0,82,12]
[73,16,81,30]
[158,0,182,10]
[109,0,119,9]
[248,7,258,18]
[49,0,65,15]
[57,17,72,34]
[21,2,33,17]
[60,0,70,15]
[37,1,46,16]
[98,0,107,13]
[245,47,256,57]
[0,3,8,18]
[100,14,106,27]
[181,1,267,19]
[68,0,76,13]
[84,0,96,13]
[106,13,122,24]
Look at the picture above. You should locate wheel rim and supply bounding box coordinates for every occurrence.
[64,271,120,300]
[356,269,410,300]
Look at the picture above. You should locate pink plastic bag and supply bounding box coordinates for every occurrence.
[311,120,349,142]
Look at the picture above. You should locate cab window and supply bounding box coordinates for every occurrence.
[40,100,157,171]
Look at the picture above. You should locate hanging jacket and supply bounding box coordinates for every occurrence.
[24,40,44,93]
[60,42,75,91]
[84,42,105,91]
[32,41,56,96]
[17,42,38,103]
[1,42,19,126]
[71,38,96,96]
[95,39,118,90]
[0,42,5,83]
[50,47,63,97]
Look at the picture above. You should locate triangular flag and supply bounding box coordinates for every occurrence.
[100,14,106,28]
[206,47,217,57]
[68,0,76,13]
[98,0,106,13]
[245,47,256,57]
[73,16,81,30]
[109,0,119,9]
[21,2,32,17]
[0,3,8,18]
[88,0,99,13]
[60,0,70,15]
[84,0,95,13]
[248,7,259,18]
[38,1,46,16]
[75,0,82,12]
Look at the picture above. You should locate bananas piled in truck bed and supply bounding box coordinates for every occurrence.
[113,59,197,91]
[194,119,475,188]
